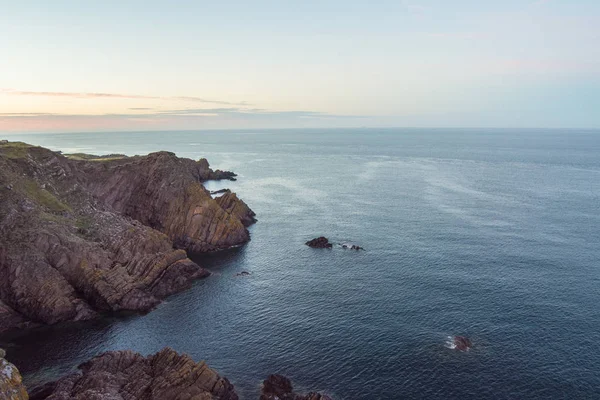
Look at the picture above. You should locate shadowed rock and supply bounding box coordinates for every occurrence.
[260,374,331,400]
[453,336,472,351]
[305,237,332,249]
[0,142,255,333]
[211,188,231,195]
[29,348,238,400]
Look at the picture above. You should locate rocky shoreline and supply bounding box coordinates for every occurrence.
[0,347,331,400]
[0,142,255,333]
[0,142,333,399]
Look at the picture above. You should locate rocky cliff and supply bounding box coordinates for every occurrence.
[0,142,255,333]
[0,349,28,400]
[28,349,332,400]
[29,348,237,400]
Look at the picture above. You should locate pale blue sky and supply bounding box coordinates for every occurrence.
[1,0,599,132]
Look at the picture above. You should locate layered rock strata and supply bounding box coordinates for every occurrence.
[29,348,237,400]
[0,142,255,332]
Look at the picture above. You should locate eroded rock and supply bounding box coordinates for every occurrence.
[260,374,331,400]
[0,142,255,332]
[305,237,332,249]
[29,348,238,400]
[0,350,28,400]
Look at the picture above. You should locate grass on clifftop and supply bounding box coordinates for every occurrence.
[0,141,34,159]
[66,153,128,161]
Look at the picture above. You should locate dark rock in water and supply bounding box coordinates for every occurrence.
[0,142,256,333]
[211,188,232,195]
[235,271,251,277]
[341,243,364,250]
[29,348,238,400]
[306,237,332,248]
[454,336,472,351]
[261,374,293,399]
[260,374,332,400]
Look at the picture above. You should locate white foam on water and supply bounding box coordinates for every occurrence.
[445,336,457,350]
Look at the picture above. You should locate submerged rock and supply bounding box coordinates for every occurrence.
[305,237,332,249]
[260,374,331,400]
[0,350,28,400]
[341,243,364,250]
[0,142,255,333]
[453,336,472,351]
[29,348,238,400]
[235,271,251,277]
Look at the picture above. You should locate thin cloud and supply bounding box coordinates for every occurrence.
[0,89,250,106]
[426,32,486,39]
[0,107,365,120]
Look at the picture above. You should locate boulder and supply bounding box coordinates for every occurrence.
[260,374,331,400]
[453,336,472,351]
[29,348,238,400]
[0,350,28,400]
[305,237,332,249]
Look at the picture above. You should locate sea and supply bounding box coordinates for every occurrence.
[1,128,599,399]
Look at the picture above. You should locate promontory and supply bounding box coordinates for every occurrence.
[0,141,256,333]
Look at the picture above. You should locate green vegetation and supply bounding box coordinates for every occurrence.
[66,153,128,161]
[20,179,72,213]
[0,141,34,159]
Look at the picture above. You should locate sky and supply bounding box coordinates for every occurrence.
[1,0,599,132]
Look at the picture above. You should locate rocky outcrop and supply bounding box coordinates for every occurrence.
[0,142,255,332]
[305,237,332,249]
[30,359,332,400]
[260,375,331,400]
[29,348,237,400]
[77,151,251,253]
[0,349,28,400]
[215,192,257,227]
[197,158,237,181]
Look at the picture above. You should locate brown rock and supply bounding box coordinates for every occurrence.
[79,151,253,253]
[0,351,28,400]
[29,348,238,400]
[0,142,254,333]
[216,192,257,227]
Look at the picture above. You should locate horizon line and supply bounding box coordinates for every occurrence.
[2,126,600,136]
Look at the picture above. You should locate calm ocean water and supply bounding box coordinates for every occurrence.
[1,128,599,399]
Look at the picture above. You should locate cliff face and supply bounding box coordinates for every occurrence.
[77,151,254,253]
[29,348,237,400]
[0,350,28,400]
[0,142,255,333]
[28,349,332,400]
